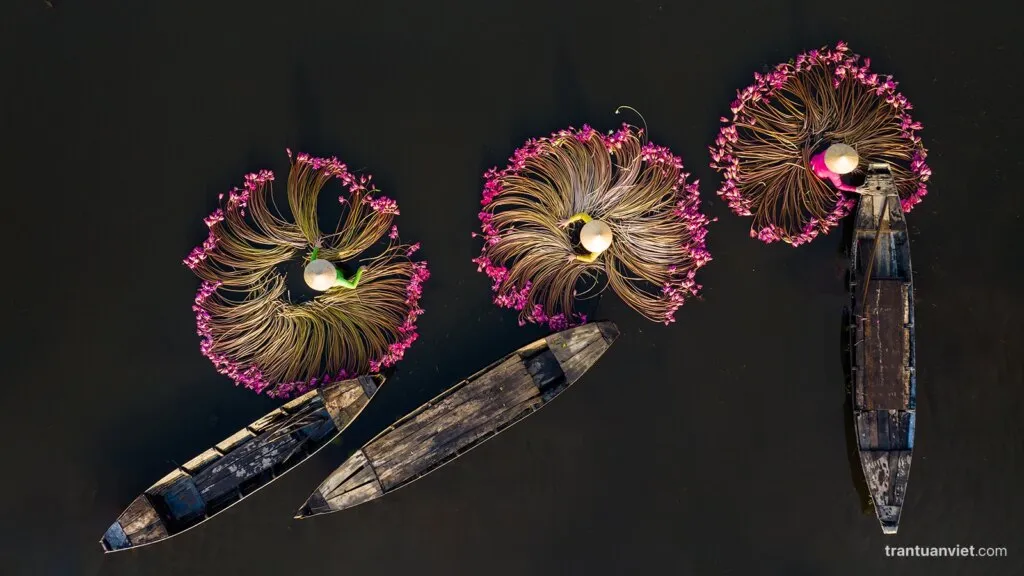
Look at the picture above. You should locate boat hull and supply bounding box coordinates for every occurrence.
[100,375,382,552]
[849,165,917,534]
[296,321,619,518]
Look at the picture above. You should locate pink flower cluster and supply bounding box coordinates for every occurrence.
[267,369,354,400]
[661,269,700,325]
[183,170,274,270]
[288,149,373,195]
[365,195,400,215]
[475,124,712,327]
[369,261,430,372]
[192,279,273,394]
[710,41,932,244]
[603,124,632,151]
[673,176,714,269]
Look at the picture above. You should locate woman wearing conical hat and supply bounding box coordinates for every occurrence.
[810,143,860,193]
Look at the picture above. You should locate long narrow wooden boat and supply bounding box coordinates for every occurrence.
[100,375,383,552]
[849,164,917,534]
[296,321,619,519]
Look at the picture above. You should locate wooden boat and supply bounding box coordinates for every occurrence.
[100,375,383,552]
[296,321,619,518]
[849,164,917,534]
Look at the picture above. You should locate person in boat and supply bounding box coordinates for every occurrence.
[810,143,861,192]
[560,213,613,263]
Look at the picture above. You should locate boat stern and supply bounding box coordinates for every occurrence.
[879,512,901,535]
[541,321,618,383]
[295,449,383,519]
[99,495,169,552]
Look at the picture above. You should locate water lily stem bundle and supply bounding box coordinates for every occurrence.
[185,151,428,398]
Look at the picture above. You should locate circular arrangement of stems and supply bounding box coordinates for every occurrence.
[710,41,931,246]
[474,124,712,327]
[185,151,428,398]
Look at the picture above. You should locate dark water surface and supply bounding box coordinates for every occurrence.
[3,1,1022,574]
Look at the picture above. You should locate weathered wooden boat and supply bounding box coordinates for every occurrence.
[100,375,383,552]
[849,164,917,534]
[296,321,619,518]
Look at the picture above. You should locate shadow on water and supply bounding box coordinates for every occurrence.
[838,217,874,514]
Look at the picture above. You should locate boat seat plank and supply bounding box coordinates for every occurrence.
[249,409,287,433]
[888,411,912,451]
[524,348,565,392]
[182,448,222,474]
[548,319,602,364]
[148,474,204,524]
[215,428,256,454]
[549,337,610,385]
[856,411,914,451]
[280,390,319,413]
[856,412,878,450]
[861,280,910,410]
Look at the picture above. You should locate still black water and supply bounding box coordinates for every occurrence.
[3,1,1022,574]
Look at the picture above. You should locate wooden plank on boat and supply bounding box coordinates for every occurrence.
[149,474,204,525]
[182,448,222,474]
[366,356,523,456]
[887,411,903,450]
[318,450,376,499]
[546,323,601,361]
[854,368,867,409]
[281,390,318,413]
[117,495,168,546]
[299,449,384,516]
[323,479,384,511]
[890,451,912,507]
[329,462,379,497]
[545,323,607,382]
[194,416,320,502]
[321,378,371,430]
[855,412,878,450]
[516,337,548,359]
[876,410,891,450]
[150,468,188,492]
[855,193,878,230]
[860,451,893,505]
[862,280,908,410]
[525,348,564,392]
[215,428,255,454]
[365,358,541,490]
[249,409,286,433]
[551,337,609,385]
[856,410,914,451]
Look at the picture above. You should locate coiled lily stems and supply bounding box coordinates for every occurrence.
[474,124,712,327]
[185,151,429,398]
[710,41,931,246]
